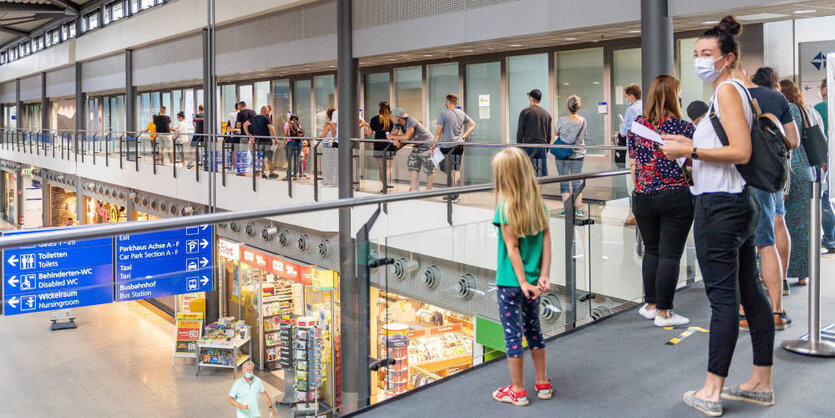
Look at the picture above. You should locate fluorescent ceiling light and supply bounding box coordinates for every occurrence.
[462,49,474,53]
[737,13,788,21]
[628,30,641,33]
[509,44,523,47]
[422,54,433,57]
[565,37,577,41]
[794,9,816,14]
[701,20,718,25]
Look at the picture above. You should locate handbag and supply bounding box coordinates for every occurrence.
[550,119,585,160]
[798,105,828,167]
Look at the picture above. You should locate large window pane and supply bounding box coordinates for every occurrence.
[464,62,502,184]
[556,48,604,154]
[612,48,642,125]
[161,92,171,116]
[428,63,459,127]
[150,92,160,116]
[239,84,253,110]
[508,54,550,140]
[394,66,423,123]
[184,90,194,132]
[314,75,335,136]
[254,81,270,111]
[221,84,236,131]
[678,38,713,121]
[115,95,125,132]
[293,80,312,134]
[364,72,390,120]
[272,80,290,133]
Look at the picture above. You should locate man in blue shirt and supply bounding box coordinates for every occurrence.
[227,361,274,417]
[619,84,642,225]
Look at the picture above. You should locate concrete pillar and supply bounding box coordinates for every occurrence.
[640,0,674,94]
[40,72,48,132]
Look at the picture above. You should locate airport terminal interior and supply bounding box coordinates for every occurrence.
[0,0,835,416]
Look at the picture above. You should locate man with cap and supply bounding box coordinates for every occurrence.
[516,89,553,176]
[686,100,709,125]
[387,108,436,191]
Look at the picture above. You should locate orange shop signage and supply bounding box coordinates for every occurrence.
[271,257,301,282]
[217,239,241,261]
[241,247,271,270]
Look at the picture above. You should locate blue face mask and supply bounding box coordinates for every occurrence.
[625,98,633,106]
[244,372,253,379]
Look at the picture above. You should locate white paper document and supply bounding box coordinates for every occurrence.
[629,123,687,167]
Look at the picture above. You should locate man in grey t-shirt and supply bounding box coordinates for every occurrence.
[388,108,435,191]
[434,93,476,202]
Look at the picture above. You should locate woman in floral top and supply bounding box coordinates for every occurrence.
[628,75,696,328]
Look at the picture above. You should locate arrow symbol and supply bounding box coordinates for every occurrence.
[8,296,18,308]
[7,255,17,267]
[7,276,17,287]
[200,239,209,249]
[200,276,210,286]
[201,225,208,231]
[200,257,209,267]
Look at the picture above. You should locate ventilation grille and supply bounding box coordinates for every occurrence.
[133,33,202,70]
[82,54,125,79]
[19,75,41,101]
[217,0,337,55]
[352,0,518,30]
[0,81,15,103]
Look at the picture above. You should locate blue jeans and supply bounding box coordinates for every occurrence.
[823,188,835,248]
[554,158,584,194]
[752,187,786,247]
[524,147,548,177]
[285,140,301,175]
[497,286,546,358]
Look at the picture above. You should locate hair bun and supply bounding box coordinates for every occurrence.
[717,15,742,37]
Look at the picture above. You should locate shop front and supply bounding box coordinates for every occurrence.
[370,288,475,404]
[2,171,17,224]
[218,238,341,412]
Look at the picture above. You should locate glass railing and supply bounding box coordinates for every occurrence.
[0,167,699,416]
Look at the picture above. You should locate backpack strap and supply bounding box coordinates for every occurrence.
[709,80,755,147]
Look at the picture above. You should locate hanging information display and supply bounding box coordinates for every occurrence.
[115,225,214,302]
[2,229,113,316]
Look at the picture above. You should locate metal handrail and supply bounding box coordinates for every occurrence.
[0,169,629,249]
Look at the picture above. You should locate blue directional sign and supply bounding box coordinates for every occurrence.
[115,225,213,302]
[2,229,114,315]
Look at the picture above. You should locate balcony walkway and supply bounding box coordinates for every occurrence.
[361,257,835,418]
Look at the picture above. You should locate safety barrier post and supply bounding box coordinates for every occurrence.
[313,141,320,202]
[782,179,835,356]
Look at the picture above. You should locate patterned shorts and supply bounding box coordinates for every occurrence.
[497,286,545,358]
[407,149,434,174]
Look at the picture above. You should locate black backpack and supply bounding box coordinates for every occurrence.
[709,81,790,193]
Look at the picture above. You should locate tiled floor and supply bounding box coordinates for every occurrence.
[0,301,290,418]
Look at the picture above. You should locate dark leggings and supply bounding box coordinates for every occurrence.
[633,188,694,310]
[694,188,774,377]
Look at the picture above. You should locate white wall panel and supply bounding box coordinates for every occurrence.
[46,66,75,98]
[81,54,125,93]
[0,41,74,84]
[19,75,41,102]
[0,81,16,103]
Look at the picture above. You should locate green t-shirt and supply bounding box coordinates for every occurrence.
[814,101,828,136]
[493,203,546,287]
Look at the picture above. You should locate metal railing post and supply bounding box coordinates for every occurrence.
[106,131,111,167]
[135,134,139,172]
[152,139,157,175]
[313,141,320,202]
[221,138,227,187]
[92,134,97,165]
[782,179,835,356]
[119,134,124,169]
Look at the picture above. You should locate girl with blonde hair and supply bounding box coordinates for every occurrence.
[491,147,553,407]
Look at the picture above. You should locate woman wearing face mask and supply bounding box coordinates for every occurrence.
[661,15,775,417]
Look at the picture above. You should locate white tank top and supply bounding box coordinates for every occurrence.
[690,79,753,196]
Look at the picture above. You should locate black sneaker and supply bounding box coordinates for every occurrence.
[782,280,790,296]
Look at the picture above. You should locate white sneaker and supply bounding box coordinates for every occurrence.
[654,312,690,328]
[639,304,656,320]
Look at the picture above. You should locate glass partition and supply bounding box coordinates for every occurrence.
[427,63,459,127]
[556,48,605,155]
[254,81,270,111]
[239,84,253,110]
[395,66,423,123]
[464,62,501,185]
[293,80,312,135]
[314,75,335,136]
[612,48,642,129]
[508,54,550,139]
[365,72,390,117]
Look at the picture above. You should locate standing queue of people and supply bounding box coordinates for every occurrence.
[490,15,829,417]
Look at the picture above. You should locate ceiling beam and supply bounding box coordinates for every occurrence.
[0,3,68,15]
[47,0,80,14]
[0,26,29,37]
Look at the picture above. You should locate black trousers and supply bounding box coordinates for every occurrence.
[694,188,774,377]
[633,188,694,310]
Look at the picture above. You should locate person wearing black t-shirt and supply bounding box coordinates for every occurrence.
[190,104,205,169]
[364,101,397,193]
[153,106,173,165]
[244,106,278,179]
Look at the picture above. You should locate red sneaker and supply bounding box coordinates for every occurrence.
[535,380,554,400]
[492,385,529,406]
